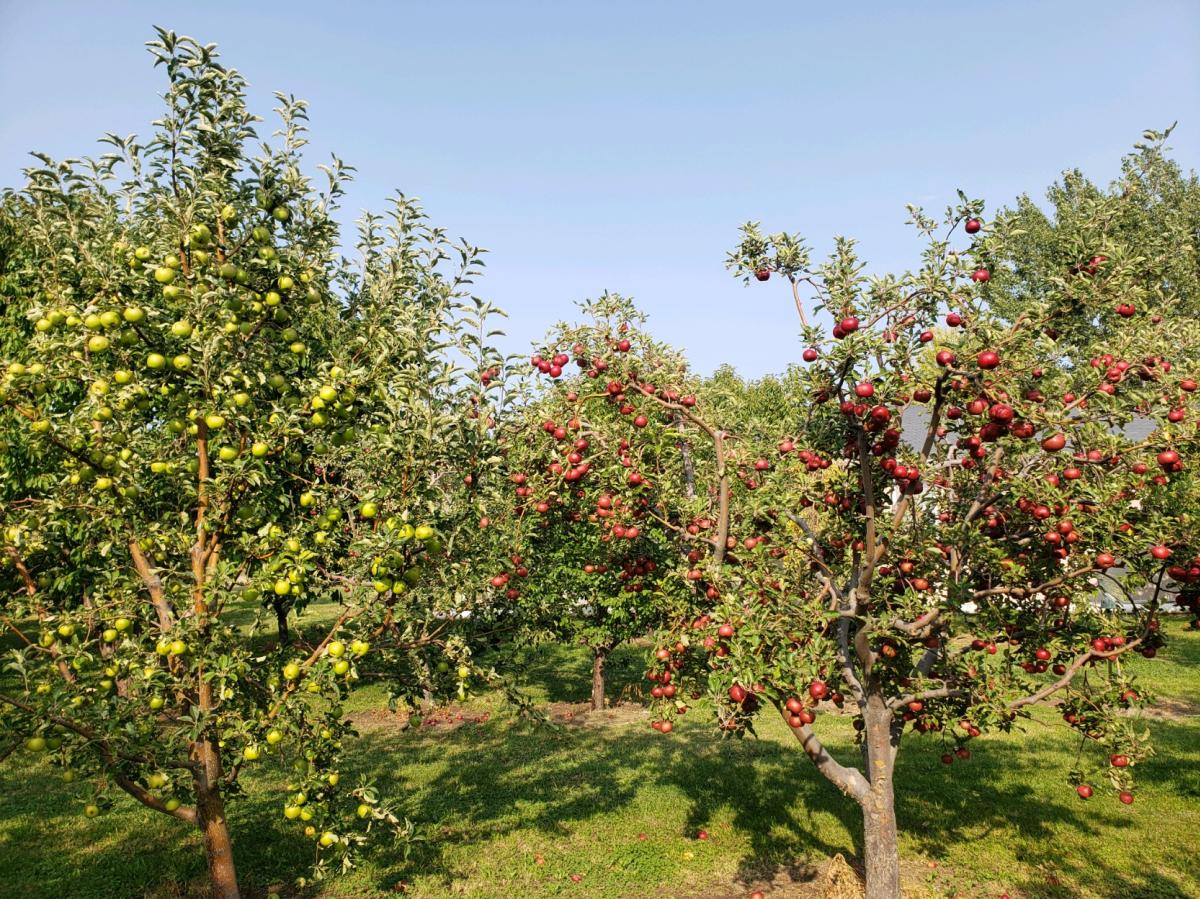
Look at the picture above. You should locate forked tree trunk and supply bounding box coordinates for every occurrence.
[861,689,902,899]
[590,644,609,711]
[192,740,241,899]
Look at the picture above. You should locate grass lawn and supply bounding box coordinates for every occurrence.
[0,622,1196,898]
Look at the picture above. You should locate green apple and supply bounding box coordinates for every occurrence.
[283,662,301,680]
[359,502,378,519]
[87,335,111,353]
[170,320,193,338]
[242,745,260,761]
[266,729,283,746]
[114,617,132,631]
[25,736,47,752]
[123,306,145,323]
[153,266,177,284]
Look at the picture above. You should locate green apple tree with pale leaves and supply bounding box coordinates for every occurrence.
[0,30,510,899]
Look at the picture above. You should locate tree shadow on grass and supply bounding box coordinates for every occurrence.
[895,716,1200,899]
[340,704,1200,898]
[0,758,324,899]
[348,715,861,895]
[1,693,1195,898]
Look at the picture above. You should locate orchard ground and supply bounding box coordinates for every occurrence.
[1,615,1196,899]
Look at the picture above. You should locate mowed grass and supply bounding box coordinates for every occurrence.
[0,624,1196,899]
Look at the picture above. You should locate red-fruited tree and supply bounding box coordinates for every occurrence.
[534,136,1199,899]
[485,295,695,709]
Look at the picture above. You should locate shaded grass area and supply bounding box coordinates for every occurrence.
[0,624,1196,898]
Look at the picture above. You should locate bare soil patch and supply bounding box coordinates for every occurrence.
[1120,696,1200,720]
[682,854,990,899]
[545,700,649,728]
[347,704,493,733]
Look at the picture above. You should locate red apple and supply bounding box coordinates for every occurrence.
[1041,433,1066,452]
[977,350,1000,369]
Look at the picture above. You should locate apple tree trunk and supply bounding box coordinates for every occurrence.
[860,690,902,899]
[590,644,609,711]
[192,740,241,899]
[272,597,291,646]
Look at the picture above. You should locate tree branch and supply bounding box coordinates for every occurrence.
[774,701,870,803]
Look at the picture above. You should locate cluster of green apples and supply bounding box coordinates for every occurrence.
[368,513,439,596]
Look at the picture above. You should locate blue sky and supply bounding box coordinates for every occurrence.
[2,2,1197,377]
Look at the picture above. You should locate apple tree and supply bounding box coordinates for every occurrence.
[0,31,509,898]
[623,136,1194,899]
[994,124,1200,329]
[481,294,700,710]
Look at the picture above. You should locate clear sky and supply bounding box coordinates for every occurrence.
[2,2,1197,378]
